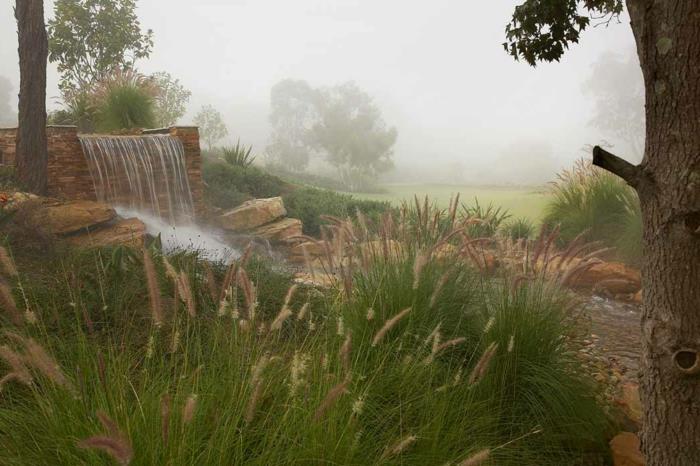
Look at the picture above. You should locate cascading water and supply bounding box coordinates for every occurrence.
[79,134,237,261]
[79,135,195,224]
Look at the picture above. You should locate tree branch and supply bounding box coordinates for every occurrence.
[592,146,641,188]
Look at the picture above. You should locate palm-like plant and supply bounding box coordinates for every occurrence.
[222,140,256,168]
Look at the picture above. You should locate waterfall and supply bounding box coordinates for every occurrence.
[79,135,195,224]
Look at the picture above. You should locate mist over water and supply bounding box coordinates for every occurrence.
[116,206,238,262]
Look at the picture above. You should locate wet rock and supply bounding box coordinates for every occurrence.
[218,197,287,231]
[569,261,641,294]
[34,200,117,235]
[69,218,146,248]
[288,240,330,263]
[610,432,645,466]
[616,382,642,429]
[252,218,302,244]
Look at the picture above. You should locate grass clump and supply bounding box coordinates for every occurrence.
[0,199,614,465]
[93,70,158,133]
[542,160,642,265]
[502,217,535,241]
[462,199,511,238]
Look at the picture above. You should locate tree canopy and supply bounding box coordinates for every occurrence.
[504,0,624,65]
[48,0,153,93]
[267,79,397,185]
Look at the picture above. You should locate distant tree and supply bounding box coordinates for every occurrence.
[48,0,153,94]
[194,105,228,150]
[504,1,700,464]
[0,76,17,127]
[583,51,645,159]
[267,80,397,189]
[151,72,191,128]
[267,79,319,170]
[15,0,48,195]
[312,82,397,189]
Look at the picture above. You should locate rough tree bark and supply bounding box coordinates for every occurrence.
[15,0,48,195]
[594,1,700,464]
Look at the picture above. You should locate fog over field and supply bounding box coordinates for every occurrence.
[0,0,643,185]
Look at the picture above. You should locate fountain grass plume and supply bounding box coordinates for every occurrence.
[182,394,198,424]
[313,378,351,421]
[0,344,32,389]
[0,278,22,326]
[78,411,133,466]
[372,307,411,347]
[458,449,490,466]
[0,246,18,277]
[381,434,417,461]
[143,248,164,326]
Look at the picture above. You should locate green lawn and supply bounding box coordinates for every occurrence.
[352,183,550,222]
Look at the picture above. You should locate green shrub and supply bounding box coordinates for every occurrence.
[542,160,642,264]
[202,160,291,210]
[283,187,390,236]
[202,160,390,236]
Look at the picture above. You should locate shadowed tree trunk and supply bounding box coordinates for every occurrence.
[595,1,700,464]
[15,0,48,195]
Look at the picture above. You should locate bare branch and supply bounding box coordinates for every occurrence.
[592,146,641,188]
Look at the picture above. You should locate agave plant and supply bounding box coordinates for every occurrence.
[222,140,256,168]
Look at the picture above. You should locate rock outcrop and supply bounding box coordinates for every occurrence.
[69,218,147,248]
[34,200,117,235]
[252,218,303,244]
[610,432,645,466]
[218,197,286,231]
[568,261,641,294]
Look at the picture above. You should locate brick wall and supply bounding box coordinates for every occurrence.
[0,126,204,217]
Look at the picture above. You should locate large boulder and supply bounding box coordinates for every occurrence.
[288,240,330,263]
[69,218,147,248]
[252,218,302,244]
[610,432,645,466]
[218,197,287,231]
[35,200,117,235]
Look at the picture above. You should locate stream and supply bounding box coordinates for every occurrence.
[585,295,642,376]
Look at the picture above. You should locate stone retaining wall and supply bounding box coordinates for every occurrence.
[0,126,204,217]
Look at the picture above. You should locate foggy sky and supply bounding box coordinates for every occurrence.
[0,0,642,185]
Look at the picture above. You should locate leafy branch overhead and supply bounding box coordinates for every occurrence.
[504,0,624,65]
[48,0,154,93]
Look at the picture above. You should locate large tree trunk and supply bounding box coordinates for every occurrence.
[614,1,700,464]
[15,0,48,195]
